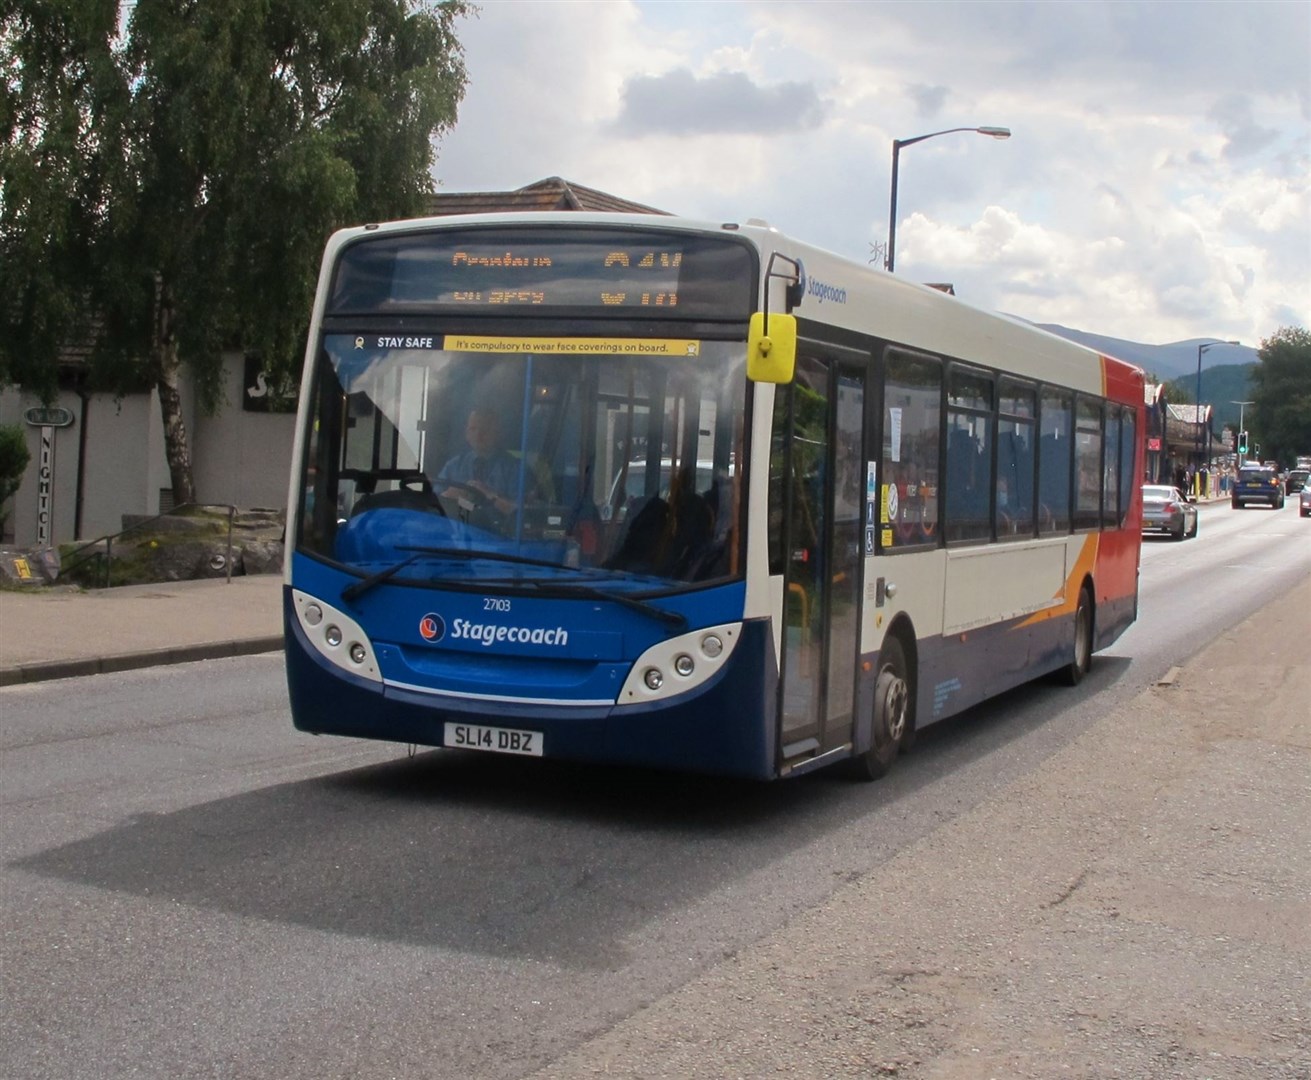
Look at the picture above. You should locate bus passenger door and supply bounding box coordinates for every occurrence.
[773,354,865,765]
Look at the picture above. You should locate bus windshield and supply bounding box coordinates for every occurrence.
[296,334,746,593]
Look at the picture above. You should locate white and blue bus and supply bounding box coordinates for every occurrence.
[285,213,1144,780]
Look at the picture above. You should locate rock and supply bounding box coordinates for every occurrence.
[240,540,284,575]
[137,539,235,581]
[0,547,60,586]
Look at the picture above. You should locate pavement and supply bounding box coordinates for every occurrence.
[0,573,284,686]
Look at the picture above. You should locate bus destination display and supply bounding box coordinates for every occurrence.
[330,228,754,318]
[446,245,682,307]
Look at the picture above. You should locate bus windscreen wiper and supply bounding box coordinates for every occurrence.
[341,545,578,602]
[341,549,687,630]
[340,552,427,602]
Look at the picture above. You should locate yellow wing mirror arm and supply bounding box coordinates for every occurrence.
[747,252,801,384]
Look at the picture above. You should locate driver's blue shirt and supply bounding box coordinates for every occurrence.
[438,450,519,497]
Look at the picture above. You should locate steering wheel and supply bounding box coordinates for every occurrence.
[437,479,509,532]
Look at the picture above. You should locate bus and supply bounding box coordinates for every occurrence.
[284,212,1144,781]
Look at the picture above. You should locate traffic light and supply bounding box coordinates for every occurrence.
[1238,430,1249,456]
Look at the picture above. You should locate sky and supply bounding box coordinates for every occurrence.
[430,0,1310,351]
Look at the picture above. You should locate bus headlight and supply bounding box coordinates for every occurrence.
[292,590,383,685]
[618,623,741,705]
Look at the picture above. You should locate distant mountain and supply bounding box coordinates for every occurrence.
[1031,323,1258,382]
[1190,366,1258,435]
[1015,322,1260,434]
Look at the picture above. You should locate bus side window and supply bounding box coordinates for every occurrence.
[1039,388,1072,532]
[944,365,993,544]
[880,348,941,551]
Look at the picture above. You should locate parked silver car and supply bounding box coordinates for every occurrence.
[1141,484,1198,540]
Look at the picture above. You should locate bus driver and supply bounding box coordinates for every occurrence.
[438,408,519,517]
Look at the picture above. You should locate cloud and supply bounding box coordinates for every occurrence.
[1209,94,1282,158]
[611,68,827,136]
[907,84,949,118]
[430,0,1310,347]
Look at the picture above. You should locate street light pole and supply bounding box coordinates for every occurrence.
[1231,399,1254,460]
[886,125,1010,273]
[1194,339,1240,469]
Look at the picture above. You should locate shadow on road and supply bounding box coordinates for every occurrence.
[14,655,1131,969]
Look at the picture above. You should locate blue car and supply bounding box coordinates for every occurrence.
[1232,466,1285,510]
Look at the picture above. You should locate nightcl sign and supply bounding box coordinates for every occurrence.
[23,406,74,548]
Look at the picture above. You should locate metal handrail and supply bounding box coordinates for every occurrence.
[61,503,237,588]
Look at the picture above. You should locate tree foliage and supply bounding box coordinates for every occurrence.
[0,0,123,399]
[1249,326,1311,466]
[0,422,31,529]
[2,0,469,503]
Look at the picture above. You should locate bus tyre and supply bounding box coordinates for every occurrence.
[853,637,911,781]
[1058,586,1093,686]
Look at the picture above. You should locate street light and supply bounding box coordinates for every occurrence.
[886,126,1010,273]
[1194,339,1239,466]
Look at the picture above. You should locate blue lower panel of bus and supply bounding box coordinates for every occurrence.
[904,590,1136,731]
[284,587,779,780]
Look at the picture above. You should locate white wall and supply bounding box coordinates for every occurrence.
[192,353,297,511]
[0,350,300,547]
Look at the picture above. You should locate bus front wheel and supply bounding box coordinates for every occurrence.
[852,637,911,781]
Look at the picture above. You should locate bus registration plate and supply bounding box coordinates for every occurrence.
[444,722,542,757]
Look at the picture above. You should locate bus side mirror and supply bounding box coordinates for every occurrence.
[747,312,797,384]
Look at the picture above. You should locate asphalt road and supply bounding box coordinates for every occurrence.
[2,499,1308,1079]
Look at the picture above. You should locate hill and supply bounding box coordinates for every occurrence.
[1160,364,1257,433]
[1019,322,1258,430]
[1031,324,1257,383]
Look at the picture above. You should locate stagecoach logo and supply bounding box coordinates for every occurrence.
[805,272,847,306]
[419,613,446,642]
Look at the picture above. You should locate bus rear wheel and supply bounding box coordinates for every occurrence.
[1058,586,1093,686]
[852,637,911,780]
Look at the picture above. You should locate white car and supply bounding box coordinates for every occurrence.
[1301,484,1311,518]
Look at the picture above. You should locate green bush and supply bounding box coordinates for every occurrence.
[0,424,31,532]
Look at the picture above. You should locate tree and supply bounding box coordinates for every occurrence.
[0,422,31,532]
[2,0,469,504]
[1249,327,1311,466]
[0,0,123,400]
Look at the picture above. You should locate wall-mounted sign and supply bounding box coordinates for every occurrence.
[243,356,298,413]
[35,427,54,548]
[23,406,74,428]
